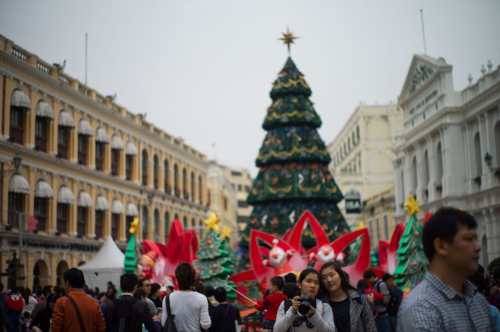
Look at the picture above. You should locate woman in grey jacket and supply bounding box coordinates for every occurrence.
[319,262,376,332]
[274,268,335,332]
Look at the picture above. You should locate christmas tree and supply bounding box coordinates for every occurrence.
[240,29,349,257]
[394,196,428,289]
[193,213,236,300]
[123,218,139,274]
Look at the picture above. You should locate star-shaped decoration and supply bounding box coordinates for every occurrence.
[221,225,232,240]
[404,196,420,216]
[129,217,139,234]
[279,27,299,55]
[204,212,221,232]
[356,221,366,230]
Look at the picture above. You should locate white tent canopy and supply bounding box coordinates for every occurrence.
[79,236,124,291]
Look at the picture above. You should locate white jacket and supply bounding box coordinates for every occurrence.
[273,298,335,332]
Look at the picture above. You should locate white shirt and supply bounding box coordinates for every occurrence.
[23,296,38,314]
[162,291,211,332]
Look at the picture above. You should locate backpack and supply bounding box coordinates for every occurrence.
[375,281,399,316]
[110,296,140,332]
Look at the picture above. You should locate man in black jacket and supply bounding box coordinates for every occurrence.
[105,273,161,332]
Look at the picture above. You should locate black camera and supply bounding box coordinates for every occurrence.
[296,294,316,316]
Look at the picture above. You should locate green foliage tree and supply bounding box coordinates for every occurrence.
[239,57,349,266]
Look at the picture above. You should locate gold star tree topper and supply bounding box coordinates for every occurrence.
[404,195,420,216]
[279,27,299,55]
[220,225,232,240]
[129,217,140,234]
[204,212,221,232]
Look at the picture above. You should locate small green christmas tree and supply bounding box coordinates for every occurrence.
[194,213,236,300]
[370,250,379,268]
[394,196,428,289]
[123,218,139,274]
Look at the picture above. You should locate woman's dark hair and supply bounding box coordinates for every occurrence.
[423,207,477,262]
[319,262,357,296]
[205,285,214,297]
[105,291,116,301]
[150,283,161,296]
[356,279,369,294]
[46,294,59,317]
[23,288,32,304]
[283,283,299,299]
[214,287,227,303]
[134,288,148,300]
[194,281,206,295]
[175,263,196,290]
[167,286,174,292]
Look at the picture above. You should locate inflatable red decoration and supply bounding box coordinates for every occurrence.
[376,223,406,275]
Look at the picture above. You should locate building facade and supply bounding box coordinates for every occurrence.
[218,165,252,232]
[361,188,396,249]
[207,162,238,244]
[328,104,403,243]
[393,54,500,267]
[0,35,209,288]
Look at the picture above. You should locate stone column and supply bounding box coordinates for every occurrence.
[158,152,165,192]
[26,89,36,149]
[49,176,58,232]
[68,180,77,236]
[88,186,96,238]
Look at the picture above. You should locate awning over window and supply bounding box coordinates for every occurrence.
[35,180,54,198]
[95,196,110,211]
[8,174,30,195]
[126,202,138,216]
[77,191,93,207]
[78,119,93,136]
[58,111,75,128]
[58,186,75,204]
[112,200,125,214]
[11,90,31,111]
[125,141,138,156]
[35,101,54,119]
[111,135,124,150]
[96,127,110,143]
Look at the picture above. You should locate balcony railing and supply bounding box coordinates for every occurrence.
[9,126,24,144]
[35,135,47,152]
[35,214,46,231]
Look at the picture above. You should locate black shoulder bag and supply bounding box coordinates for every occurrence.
[65,295,87,332]
[163,294,179,332]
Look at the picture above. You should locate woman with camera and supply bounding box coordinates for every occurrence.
[273,268,335,332]
[319,262,376,332]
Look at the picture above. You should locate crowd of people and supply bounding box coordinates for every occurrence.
[0,207,497,331]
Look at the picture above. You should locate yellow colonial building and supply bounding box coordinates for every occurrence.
[207,162,238,244]
[328,104,402,247]
[218,165,252,232]
[0,34,209,288]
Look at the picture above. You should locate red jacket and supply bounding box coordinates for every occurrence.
[255,293,288,321]
[6,294,24,311]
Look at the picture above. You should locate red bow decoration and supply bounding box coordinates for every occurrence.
[375,223,405,275]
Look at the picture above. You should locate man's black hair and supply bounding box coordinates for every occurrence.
[363,270,376,279]
[381,273,394,282]
[11,286,18,294]
[214,287,227,303]
[63,268,85,289]
[205,285,214,297]
[134,287,147,300]
[422,207,477,262]
[167,286,174,292]
[270,276,284,291]
[41,285,52,297]
[138,279,149,287]
[284,273,297,283]
[150,283,161,295]
[120,273,139,292]
[467,272,486,293]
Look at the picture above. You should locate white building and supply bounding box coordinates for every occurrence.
[393,55,500,267]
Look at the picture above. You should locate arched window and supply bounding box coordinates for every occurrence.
[182,168,188,199]
[57,110,75,160]
[142,149,148,186]
[495,122,500,166]
[10,89,31,145]
[154,209,160,242]
[77,119,92,166]
[436,143,444,184]
[412,156,418,194]
[191,172,195,202]
[153,155,159,189]
[174,164,179,196]
[164,160,170,194]
[356,125,360,140]
[35,101,54,152]
[198,175,203,203]
[164,212,170,244]
[142,206,148,237]
[183,216,188,229]
[474,133,482,176]
[424,150,430,187]
[110,134,124,176]
[348,137,351,150]
[95,127,109,171]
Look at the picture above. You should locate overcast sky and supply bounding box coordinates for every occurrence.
[1,1,499,177]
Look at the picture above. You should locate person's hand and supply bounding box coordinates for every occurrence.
[32,327,42,332]
[153,313,162,322]
[307,305,316,317]
[367,293,374,302]
[291,297,301,314]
